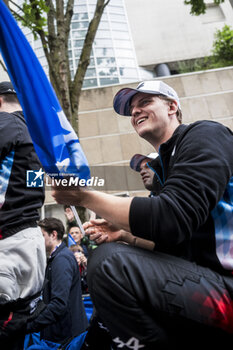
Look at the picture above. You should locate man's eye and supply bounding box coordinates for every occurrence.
[141,99,150,106]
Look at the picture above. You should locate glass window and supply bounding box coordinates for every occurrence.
[115,48,134,58]
[72,21,89,30]
[68,50,73,58]
[96,30,111,39]
[113,40,132,48]
[69,60,74,70]
[89,11,108,21]
[112,31,130,39]
[108,6,124,14]
[95,48,114,56]
[85,68,97,77]
[74,39,85,47]
[109,13,126,22]
[83,78,98,88]
[111,22,128,30]
[74,49,82,58]
[72,30,87,38]
[74,4,87,12]
[119,67,138,77]
[94,38,113,47]
[70,70,74,80]
[100,77,119,86]
[97,67,117,76]
[72,12,88,20]
[34,39,41,48]
[116,58,136,67]
[34,47,44,57]
[98,21,110,30]
[97,57,116,66]
[88,58,95,66]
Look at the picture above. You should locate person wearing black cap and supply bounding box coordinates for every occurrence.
[0,81,46,350]
[52,80,233,349]
[130,152,159,196]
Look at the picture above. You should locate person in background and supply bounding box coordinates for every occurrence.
[69,244,88,295]
[130,152,159,196]
[26,217,88,344]
[0,81,46,350]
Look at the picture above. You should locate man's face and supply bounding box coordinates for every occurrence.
[130,93,171,142]
[69,226,82,244]
[139,159,154,191]
[41,228,54,254]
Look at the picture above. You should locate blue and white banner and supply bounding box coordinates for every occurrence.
[0,1,90,179]
[68,233,77,247]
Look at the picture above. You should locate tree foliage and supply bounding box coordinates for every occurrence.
[212,24,233,62]
[184,0,225,15]
[6,0,110,132]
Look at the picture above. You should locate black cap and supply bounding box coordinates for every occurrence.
[0,81,16,95]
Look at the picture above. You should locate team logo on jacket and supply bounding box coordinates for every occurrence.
[26,168,44,187]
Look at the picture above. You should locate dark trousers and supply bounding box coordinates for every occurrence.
[87,243,233,349]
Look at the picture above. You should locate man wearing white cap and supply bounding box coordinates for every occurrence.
[53,80,233,349]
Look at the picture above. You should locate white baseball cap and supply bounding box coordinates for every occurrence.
[113,80,181,116]
[130,152,158,172]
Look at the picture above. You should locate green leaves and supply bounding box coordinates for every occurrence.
[21,0,49,38]
[212,24,233,62]
[184,0,225,15]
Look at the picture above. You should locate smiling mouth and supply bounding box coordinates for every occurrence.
[136,117,147,126]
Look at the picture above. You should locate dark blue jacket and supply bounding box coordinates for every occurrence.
[27,242,88,343]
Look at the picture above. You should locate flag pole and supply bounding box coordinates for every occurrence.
[70,205,86,236]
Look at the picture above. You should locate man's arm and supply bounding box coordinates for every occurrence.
[83,219,155,250]
[53,188,133,233]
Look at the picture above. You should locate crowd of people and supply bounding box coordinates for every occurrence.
[0,79,233,350]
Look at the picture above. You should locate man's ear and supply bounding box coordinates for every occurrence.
[168,100,178,116]
[51,230,58,240]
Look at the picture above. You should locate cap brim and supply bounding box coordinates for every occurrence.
[130,154,145,171]
[113,88,139,116]
[113,87,164,116]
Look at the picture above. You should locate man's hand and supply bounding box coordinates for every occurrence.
[83,219,125,245]
[64,207,75,222]
[51,181,87,206]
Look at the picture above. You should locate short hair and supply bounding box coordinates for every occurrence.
[38,217,65,240]
[68,223,81,231]
[0,94,20,105]
[158,95,182,124]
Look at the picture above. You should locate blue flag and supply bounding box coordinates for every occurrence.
[0,1,90,179]
[68,233,77,247]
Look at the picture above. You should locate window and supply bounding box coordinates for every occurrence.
[119,67,138,77]
[100,77,119,86]
[97,57,116,66]
[72,30,87,39]
[113,40,132,49]
[83,78,98,88]
[95,48,114,56]
[72,21,89,29]
[85,68,97,77]
[94,38,113,47]
[112,31,130,39]
[97,67,117,76]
